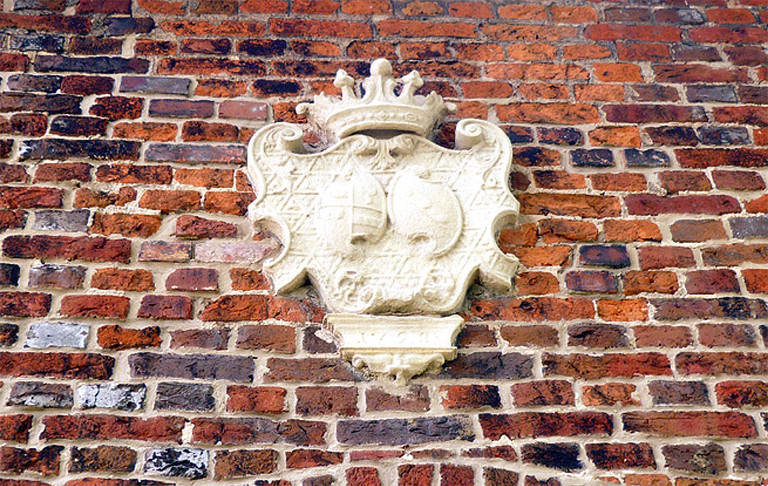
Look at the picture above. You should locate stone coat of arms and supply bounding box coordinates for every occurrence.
[247,59,519,383]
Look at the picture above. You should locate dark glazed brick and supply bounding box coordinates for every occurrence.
[130,352,254,382]
[735,444,768,472]
[0,264,20,287]
[50,115,108,136]
[7,74,62,93]
[35,55,150,74]
[156,382,215,411]
[19,139,141,161]
[0,93,80,114]
[10,33,65,52]
[28,265,86,289]
[104,17,155,35]
[238,39,288,56]
[699,126,750,145]
[438,352,533,379]
[522,442,582,471]
[253,79,301,97]
[337,416,473,446]
[0,323,18,346]
[571,149,614,168]
[579,245,630,268]
[149,99,215,118]
[662,443,726,474]
[586,442,655,469]
[538,127,583,146]
[565,271,618,293]
[625,149,671,167]
[687,85,737,103]
[648,380,709,405]
[731,217,768,238]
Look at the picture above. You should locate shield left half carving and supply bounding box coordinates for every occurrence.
[246,59,519,383]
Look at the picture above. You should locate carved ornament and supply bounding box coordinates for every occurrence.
[247,59,518,383]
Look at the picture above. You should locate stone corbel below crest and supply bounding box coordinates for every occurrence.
[246,59,519,384]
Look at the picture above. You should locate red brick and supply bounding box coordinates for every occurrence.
[470,297,594,322]
[743,269,768,293]
[0,415,32,443]
[677,148,768,168]
[551,5,597,23]
[512,380,574,407]
[515,272,559,295]
[591,173,646,192]
[676,352,768,376]
[214,449,278,479]
[618,43,671,61]
[0,186,62,209]
[715,380,768,408]
[634,325,692,348]
[480,411,612,440]
[96,164,172,184]
[597,300,648,322]
[544,353,672,379]
[604,220,661,242]
[589,126,642,147]
[594,63,644,82]
[89,97,143,121]
[171,328,229,350]
[202,294,323,323]
[638,246,695,270]
[690,26,768,43]
[366,386,430,412]
[654,64,747,83]
[347,467,382,486]
[500,325,559,347]
[226,386,286,413]
[237,324,296,353]
[3,235,131,263]
[0,352,112,379]
[97,325,161,350]
[90,212,162,238]
[441,384,500,410]
[670,220,727,243]
[61,295,129,319]
[203,191,255,215]
[75,186,138,209]
[686,269,740,294]
[622,411,757,438]
[658,171,711,194]
[139,189,200,213]
[563,45,611,60]
[399,464,433,486]
[699,323,756,348]
[586,24,681,42]
[34,163,90,182]
[42,415,184,442]
[582,383,639,406]
[519,193,620,218]
[61,75,113,95]
[165,268,217,292]
[624,271,678,296]
[92,268,153,291]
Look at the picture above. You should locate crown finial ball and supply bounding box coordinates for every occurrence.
[370,58,393,76]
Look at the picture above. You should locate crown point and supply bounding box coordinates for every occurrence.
[370,58,392,77]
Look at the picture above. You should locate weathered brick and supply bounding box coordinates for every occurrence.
[35,55,149,74]
[171,328,229,350]
[144,448,207,479]
[522,442,582,471]
[20,139,141,161]
[366,386,430,412]
[439,352,532,380]
[77,383,145,411]
[7,382,72,408]
[686,269,740,294]
[145,143,244,164]
[138,241,191,262]
[237,324,295,353]
[338,416,473,445]
[156,382,214,411]
[137,295,193,320]
[0,446,62,475]
[265,357,362,382]
[90,212,162,238]
[215,449,278,479]
[70,446,136,473]
[192,416,326,446]
[582,383,638,407]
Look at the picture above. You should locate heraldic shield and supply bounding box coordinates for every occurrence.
[246,59,519,383]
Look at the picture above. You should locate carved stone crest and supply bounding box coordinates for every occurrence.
[247,59,519,383]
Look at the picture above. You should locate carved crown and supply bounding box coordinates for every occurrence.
[297,59,457,142]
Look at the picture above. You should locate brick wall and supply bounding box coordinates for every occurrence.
[1,0,768,484]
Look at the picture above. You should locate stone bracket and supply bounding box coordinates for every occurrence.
[325,313,463,385]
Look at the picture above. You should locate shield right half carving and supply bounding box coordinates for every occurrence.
[247,59,519,384]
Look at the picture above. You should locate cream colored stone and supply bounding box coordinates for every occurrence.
[247,59,518,382]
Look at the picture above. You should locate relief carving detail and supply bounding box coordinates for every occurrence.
[247,59,519,383]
